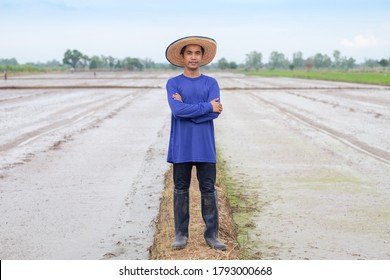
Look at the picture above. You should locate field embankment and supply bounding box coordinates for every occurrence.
[149,164,240,260]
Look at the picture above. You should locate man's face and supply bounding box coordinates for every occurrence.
[181,44,203,70]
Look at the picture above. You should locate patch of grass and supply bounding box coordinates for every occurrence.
[243,70,390,86]
[1,65,65,73]
[292,170,366,188]
[216,152,262,259]
[150,150,261,260]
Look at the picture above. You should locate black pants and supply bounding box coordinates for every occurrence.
[173,162,216,195]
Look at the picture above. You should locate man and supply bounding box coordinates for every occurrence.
[165,36,226,251]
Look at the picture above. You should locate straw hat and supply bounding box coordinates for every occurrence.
[165,36,217,67]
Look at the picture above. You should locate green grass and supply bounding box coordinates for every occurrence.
[243,70,390,86]
[216,150,262,259]
[0,65,65,73]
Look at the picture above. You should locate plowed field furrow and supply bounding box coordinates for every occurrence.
[1,72,389,260]
[217,73,390,259]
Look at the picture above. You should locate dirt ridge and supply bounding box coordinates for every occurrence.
[149,165,240,260]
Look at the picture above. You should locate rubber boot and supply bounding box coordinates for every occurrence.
[171,189,189,250]
[201,191,227,251]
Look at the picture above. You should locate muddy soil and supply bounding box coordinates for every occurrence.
[0,72,172,259]
[216,73,390,259]
[1,72,389,259]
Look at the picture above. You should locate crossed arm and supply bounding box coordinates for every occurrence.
[172,93,223,113]
[166,77,223,123]
[170,93,223,124]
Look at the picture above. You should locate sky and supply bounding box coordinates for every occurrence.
[0,0,389,64]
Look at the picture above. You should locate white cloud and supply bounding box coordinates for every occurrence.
[340,34,378,48]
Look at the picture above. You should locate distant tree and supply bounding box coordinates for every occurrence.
[333,50,341,68]
[378,59,389,69]
[0,58,18,65]
[89,56,103,69]
[142,58,155,69]
[292,51,304,69]
[114,59,122,69]
[123,57,143,71]
[344,57,356,69]
[312,53,332,69]
[107,56,116,69]
[269,51,289,69]
[217,58,230,70]
[80,55,90,68]
[229,61,238,69]
[245,51,262,70]
[63,49,84,69]
[364,59,379,68]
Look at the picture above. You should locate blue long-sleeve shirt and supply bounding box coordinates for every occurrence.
[166,74,220,163]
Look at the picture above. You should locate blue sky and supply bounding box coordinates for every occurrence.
[1,0,389,64]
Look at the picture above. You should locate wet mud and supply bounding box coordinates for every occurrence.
[216,73,390,259]
[1,72,389,259]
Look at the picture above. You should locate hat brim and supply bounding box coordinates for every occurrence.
[165,36,217,67]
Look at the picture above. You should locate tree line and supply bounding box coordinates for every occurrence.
[62,49,152,71]
[59,49,390,71]
[215,50,390,70]
[1,49,389,72]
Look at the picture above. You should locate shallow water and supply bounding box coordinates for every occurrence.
[216,73,390,259]
[1,72,389,259]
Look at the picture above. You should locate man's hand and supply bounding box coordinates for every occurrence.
[210,98,223,113]
[173,94,223,114]
[172,93,183,102]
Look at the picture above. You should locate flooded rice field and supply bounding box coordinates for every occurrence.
[216,73,390,259]
[1,72,389,259]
